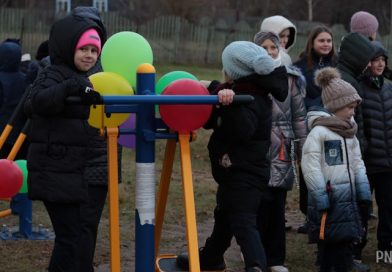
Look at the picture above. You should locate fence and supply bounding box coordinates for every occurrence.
[1,8,391,66]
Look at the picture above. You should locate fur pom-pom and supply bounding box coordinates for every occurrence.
[314,67,341,88]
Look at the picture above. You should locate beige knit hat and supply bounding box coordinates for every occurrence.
[315,67,362,113]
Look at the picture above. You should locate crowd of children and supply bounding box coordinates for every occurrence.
[1,6,391,272]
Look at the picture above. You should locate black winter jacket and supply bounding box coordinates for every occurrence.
[336,32,375,153]
[24,11,106,202]
[206,67,288,189]
[0,42,27,145]
[361,75,392,173]
[294,50,336,110]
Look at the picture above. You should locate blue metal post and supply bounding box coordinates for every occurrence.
[135,63,156,272]
[11,193,32,238]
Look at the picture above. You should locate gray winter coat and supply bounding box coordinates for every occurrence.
[268,65,307,190]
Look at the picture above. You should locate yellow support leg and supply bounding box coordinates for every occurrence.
[6,132,27,161]
[0,209,11,218]
[178,134,200,272]
[0,125,12,150]
[155,139,177,260]
[107,127,121,272]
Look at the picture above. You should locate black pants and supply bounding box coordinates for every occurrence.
[299,168,308,215]
[258,188,287,266]
[205,181,268,271]
[44,201,82,272]
[318,241,351,272]
[77,185,108,272]
[370,172,392,251]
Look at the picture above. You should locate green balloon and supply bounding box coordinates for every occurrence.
[156,71,198,95]
[15,160,28,193]
[155,71,198,114]
[101,31,153,88]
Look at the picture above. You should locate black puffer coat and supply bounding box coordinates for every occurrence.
[336,32,375,153]
[361,74,392,173]
[206,67,288,189]
[25,12,106,202]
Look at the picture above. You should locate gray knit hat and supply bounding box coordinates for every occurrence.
[254,31,280,49]
[315,67,362,113]
[222,41,276,80]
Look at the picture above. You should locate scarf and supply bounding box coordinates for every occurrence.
[312,115,357,138]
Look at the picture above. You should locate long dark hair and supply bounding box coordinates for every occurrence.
[298,25,337,69]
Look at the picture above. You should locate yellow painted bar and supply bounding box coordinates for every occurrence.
[0,125,13,150]
[137,63,156,74]
[7,133,27,161]
[155,139,177,259]
[0,209,11,218]
[107,127,121,272]
[178,134,200,272]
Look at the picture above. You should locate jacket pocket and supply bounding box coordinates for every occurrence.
[324,140,343,166]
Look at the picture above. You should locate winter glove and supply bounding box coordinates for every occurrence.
[80,86,102,105]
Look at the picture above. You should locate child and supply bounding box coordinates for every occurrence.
[360,41,392,255]
[0,41,28,159]
[177,41,289,272]
[301,67,371,272]
[254,31,307,272]
[260,15,297,65]
[24,11,104,272]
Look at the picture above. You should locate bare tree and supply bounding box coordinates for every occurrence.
[307,0,321,21]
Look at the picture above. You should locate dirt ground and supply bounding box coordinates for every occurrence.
[92,209,305,272]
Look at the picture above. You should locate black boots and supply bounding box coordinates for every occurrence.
[176,242,226,271]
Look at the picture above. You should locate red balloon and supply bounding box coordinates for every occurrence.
[159,79,213,133]
[0,159,23,198]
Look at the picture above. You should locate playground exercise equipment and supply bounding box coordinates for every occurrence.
[0,63,253,271]
[0,94,54,240]
[95,63,252,272]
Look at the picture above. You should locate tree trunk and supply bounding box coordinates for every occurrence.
[308,0,313,21]
[390,0,392,34]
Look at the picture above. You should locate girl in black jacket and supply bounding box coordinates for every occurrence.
[176,41,288,272]
[24,9,104,272]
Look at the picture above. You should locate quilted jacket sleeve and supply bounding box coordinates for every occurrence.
[301,128,330,211]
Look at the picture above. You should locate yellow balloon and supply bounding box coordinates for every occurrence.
[88,72,134,128]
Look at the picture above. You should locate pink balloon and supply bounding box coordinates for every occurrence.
[118,114,136,149]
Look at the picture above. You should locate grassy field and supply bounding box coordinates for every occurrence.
[0,64,390,271]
